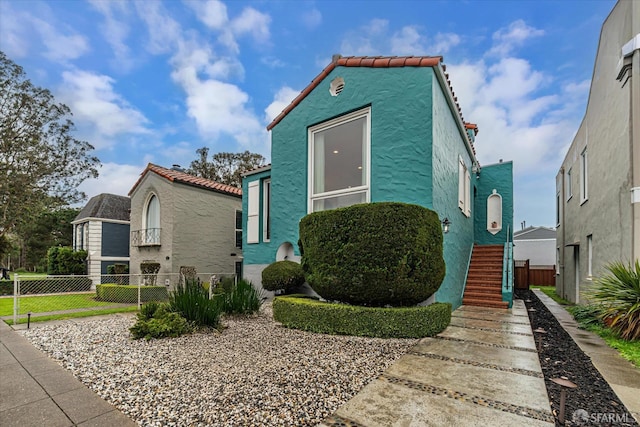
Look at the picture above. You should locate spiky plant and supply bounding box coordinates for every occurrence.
[588,261,640,341]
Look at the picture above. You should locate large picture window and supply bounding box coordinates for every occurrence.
[309,108,370,212]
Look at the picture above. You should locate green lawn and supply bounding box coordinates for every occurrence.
[531,285,639,368]
[5,306,139,325]
[0,293,126,316]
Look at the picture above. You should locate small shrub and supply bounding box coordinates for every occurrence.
[130,302,193,340]
[221,279,263,315]
[567,305,603,328]
[15,267,28,273]
[0,280,11,296]
[170,279,223,327]
[273,295,451,338]
[47,246,87,275]
[107,264,129,275]
[299,202,445,307]
[587,260,640,341]
[262,261,305,292]
[140,261,161,285]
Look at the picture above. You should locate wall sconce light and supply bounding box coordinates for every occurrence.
[442,218,451,234]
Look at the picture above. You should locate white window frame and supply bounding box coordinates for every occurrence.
[556,191,561,226]
[458,156,471,217]
[580,148,588,204]
[234,210,242,249]
[247,181,260,244]
[263,179,271,242]
[566,168,572,201]
[143,193,160,245]
[308,107,371,213]
[587,234,593,279]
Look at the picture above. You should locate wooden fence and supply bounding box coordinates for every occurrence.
[515,260,556,289]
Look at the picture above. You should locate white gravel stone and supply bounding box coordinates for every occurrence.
[20,303,416,426]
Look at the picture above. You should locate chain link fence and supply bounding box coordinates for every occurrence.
[3,272,235,325]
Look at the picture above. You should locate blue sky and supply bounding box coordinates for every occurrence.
[0,0,616,228]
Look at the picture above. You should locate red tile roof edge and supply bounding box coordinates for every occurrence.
[267,55,444,131]
[465,122,479,135]
[128,164,242,197]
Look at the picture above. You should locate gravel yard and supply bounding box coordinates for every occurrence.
[20,303,416,426]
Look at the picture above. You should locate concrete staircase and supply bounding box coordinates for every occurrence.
[462,244,509,309]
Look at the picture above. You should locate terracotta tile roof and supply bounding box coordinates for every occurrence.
[465,123,479,135]
[267,55,474,132]
[128,163,242,197]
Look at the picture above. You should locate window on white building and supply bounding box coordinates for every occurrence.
[566,168,572,201]
[581,148,588,203]
[458,156,471,217]
[587,234,593,278]
[235,210,242,249]
[309,108,370,212]
[144,194,160,244]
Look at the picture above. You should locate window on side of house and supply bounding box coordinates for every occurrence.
[566,168,572,201]
[556,247,560,275]
[247,181,260,244]
[144,194,160,244]
[580,148,588,203]
[587,234,593,278]
[458,156,471,217]
[235,210,242,249]
[309,108,370,212]
[263,179,271,242]
[556,191,561,226]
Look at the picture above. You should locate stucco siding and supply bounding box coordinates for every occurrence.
[431,75,475,309]
[556,1,636,302]
[474,162,514,245]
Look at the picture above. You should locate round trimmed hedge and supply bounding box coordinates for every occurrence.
[273,295,451,338]
[261,260,305,292]
[299,202,445,307]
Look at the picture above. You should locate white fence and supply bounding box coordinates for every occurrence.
[6,272,235,325]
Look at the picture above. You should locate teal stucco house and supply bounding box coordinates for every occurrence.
[242,55,514,309]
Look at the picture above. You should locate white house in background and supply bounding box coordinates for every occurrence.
[72,193,131,283]
[513,226,556,267]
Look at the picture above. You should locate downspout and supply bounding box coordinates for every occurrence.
[630,32,640,262]
[559,167,566,299]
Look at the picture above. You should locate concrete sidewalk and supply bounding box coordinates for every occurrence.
[534,289,640,423]
[320,300,554,426]
[0,320,136,427]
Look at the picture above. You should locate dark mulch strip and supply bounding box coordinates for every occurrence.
[516,289,637,426]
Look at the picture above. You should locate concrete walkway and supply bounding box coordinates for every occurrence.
[0,319,136,427]
[534,289,640,423]
[321,300,554,426]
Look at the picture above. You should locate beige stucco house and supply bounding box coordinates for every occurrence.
[556,0,640,303]
[128,164,243,278]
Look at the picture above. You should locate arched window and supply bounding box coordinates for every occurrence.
[144,194,160,244]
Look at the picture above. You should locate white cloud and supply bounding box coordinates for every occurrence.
[0,2,29,58]
[187,0,229,30]
[432,32,461,54]
[32,17,90,62]
[302,8,322,30]
[89,0,134,72]
[264,86,300,123]
[60,70,150,142]
[134,0,181,54]
[488,19,544,57]
[231,7,271,44]
[77,162,144,200]
[390,26,426,55]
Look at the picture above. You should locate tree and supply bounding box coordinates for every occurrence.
[0,51,100,241]
[187,148,265,187]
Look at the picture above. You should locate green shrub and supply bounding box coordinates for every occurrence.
[0,280,11,296]
[107,264,129,275]
[567,305,603,328]
[130,302,193,340]
[273,295,451,338]
[262,261,305,292]
[17,277,92,295]
[170,279,223,327]
[221,279,263,315]
[95,284,168,303]
[587,261,640,341]
[47,246,87,275]
[299,202,445,306]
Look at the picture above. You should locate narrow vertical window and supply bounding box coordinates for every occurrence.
[556,192,561,226]
[144,195,160,244]
[587,234,593,278]
[566,168,572,200]
[458,156,470,217]
[263,179,271,242]
[235,210,242,249]
[247,181,259,244]
[580,148,588,203]
[556,248,560,275]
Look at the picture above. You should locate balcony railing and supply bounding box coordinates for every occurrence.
[131,228,161,247]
